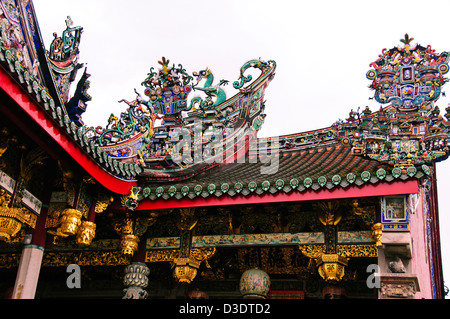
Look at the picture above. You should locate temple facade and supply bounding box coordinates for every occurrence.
[0,0,448,299]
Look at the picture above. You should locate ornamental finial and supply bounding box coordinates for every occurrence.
[400,33,414,45]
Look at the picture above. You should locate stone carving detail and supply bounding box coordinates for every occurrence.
[378,274,420,299]
[380,282,416,299]
[122,263,150,299]
[388,256,406,273]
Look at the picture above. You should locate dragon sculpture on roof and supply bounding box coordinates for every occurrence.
[88,57,276,187]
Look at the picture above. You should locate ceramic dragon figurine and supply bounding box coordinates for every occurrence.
[233,59,272,89]
[91,58,276,192]
[189,68,228,110]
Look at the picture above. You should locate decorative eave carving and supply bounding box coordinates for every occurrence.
[378,273,420,299]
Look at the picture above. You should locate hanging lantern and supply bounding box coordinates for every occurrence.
[239,268,271,299]
[316,254,348,282]
[119,234,140,256]
[172,257,200,284]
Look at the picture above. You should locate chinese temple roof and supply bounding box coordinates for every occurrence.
[134,140,429,203]
[0,0,449,211]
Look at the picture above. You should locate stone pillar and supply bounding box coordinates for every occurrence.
[376,230,421,299]
[122,227,150,299]
[376,195,422,299]
[122,262,150,299]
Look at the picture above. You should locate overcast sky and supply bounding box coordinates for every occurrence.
[33,0,450,295]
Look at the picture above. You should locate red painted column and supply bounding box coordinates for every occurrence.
[132,233,147,263]
[87,199,96,223]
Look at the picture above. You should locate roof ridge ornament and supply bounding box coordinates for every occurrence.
[47,17,89,125]
[48,16,83,63]
[89,57,276,193]
[342,35,450,168]
[399,33,416,54]
[366,34,449,112]
[400,34,414,45]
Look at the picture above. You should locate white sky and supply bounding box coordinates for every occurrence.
[33,0,450,296]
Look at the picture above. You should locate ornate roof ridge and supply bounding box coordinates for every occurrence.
[1,9,449,206]
[123,143,430,205]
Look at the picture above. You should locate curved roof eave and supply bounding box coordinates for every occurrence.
[0,65,135,195]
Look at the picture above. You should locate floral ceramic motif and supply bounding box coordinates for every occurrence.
[239,268,270,299]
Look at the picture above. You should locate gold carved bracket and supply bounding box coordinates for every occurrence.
[0,189,37,243]
[177,208,197,231]
[145,248,216,284]
[313,201,342,226]
[316,254,348,282]
[299,243,377,282]
[371,223,382,248]
[94,193,114,214]
[114,216,158,256]
[47,208,94,246]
